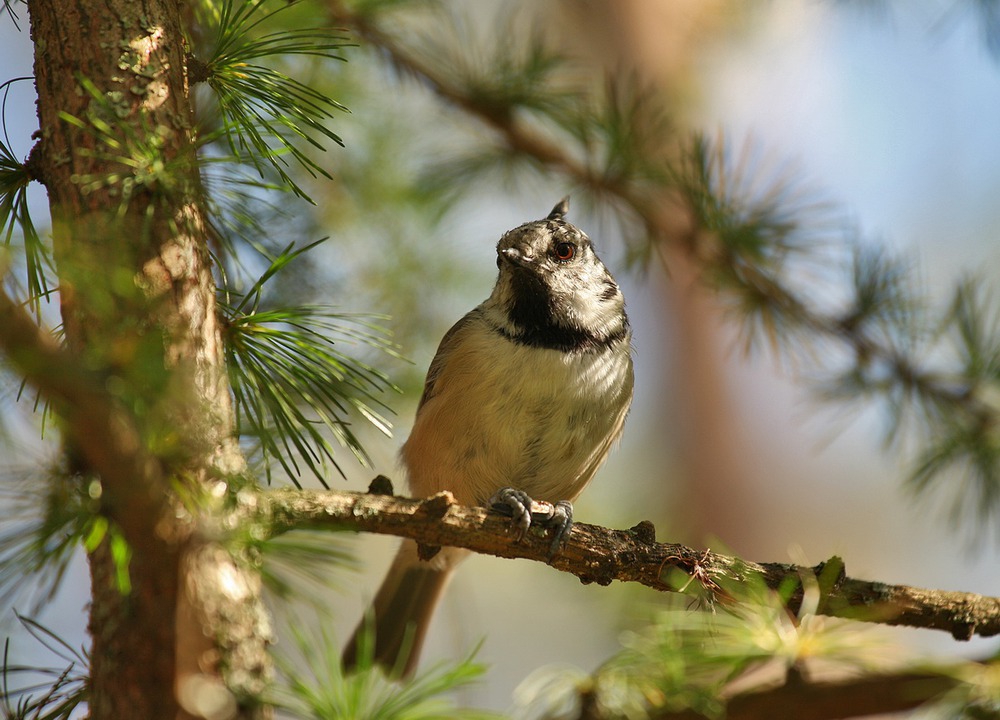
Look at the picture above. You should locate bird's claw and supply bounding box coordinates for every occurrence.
[488,487,534,539]
[543,500,574,553]
[488,487,574,558]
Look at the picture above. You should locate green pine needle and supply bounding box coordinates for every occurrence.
[0,465,133,610]
[221,241,399,487]
[197,0,353,200]
[200,156,293,263]
[444,14,564,117]
[674,133,839,358]
[950,277,1000,384]
[0,471,92,613]
[906,279,1000,529]
[0,78,53,319]
[272,621,497,720]
[255,529,357,605]
[0,0,24,31]
[1,615,89,720]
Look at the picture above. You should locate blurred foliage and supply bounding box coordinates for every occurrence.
[16,0,1000,579]
[513,573,1000,719]
[0,463,135,612]
[271,620,497,720]
[0,467,91,612]
[834,0,1000,64]
[253,529,357,606]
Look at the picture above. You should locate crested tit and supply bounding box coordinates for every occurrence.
[344,198,634,676]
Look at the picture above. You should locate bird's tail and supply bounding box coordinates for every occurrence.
[342,541,465,677]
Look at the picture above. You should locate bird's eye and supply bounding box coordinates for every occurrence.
[553,242,576,262]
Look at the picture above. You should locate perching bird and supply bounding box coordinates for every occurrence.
[344,198,634,676]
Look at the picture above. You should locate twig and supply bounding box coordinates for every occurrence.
[251,484,1000,640]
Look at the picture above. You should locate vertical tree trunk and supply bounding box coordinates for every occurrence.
[26,1,267,717]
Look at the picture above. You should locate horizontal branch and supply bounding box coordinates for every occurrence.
[250,482,1000,640]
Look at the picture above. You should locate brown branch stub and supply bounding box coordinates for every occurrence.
[24,141,46,185]
[186,53,212,84]
[367,474,394,495]
[251,486,1000,640]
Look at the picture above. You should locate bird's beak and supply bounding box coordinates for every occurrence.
[499,246,535,268]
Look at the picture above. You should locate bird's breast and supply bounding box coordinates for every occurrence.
[402,319,633,506]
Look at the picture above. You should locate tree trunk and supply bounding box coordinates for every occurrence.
[26,1,269,717]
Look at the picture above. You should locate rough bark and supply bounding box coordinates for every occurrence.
[25,1,266,718]
[253,484,1000,640]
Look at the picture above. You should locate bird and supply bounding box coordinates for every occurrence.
[343,197,634,677]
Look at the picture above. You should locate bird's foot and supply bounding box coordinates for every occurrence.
[488,487,574,558]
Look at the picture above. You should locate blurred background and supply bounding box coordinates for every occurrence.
[2,0,1000,713]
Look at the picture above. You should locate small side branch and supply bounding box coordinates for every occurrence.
[253,485,1000,640]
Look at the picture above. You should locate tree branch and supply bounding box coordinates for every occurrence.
[327,0,1000,492]
[0,281,170,547]
[250,483,1000,640]
[327,1,596,186]
[631,670,960,720]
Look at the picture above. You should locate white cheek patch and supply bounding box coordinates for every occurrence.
[550,255,624,336]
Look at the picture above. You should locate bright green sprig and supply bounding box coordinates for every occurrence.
[516,572,897,720]
[196,0,352,200]
[221,240,399,487]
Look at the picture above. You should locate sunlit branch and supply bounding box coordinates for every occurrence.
[250,482,1000,640]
